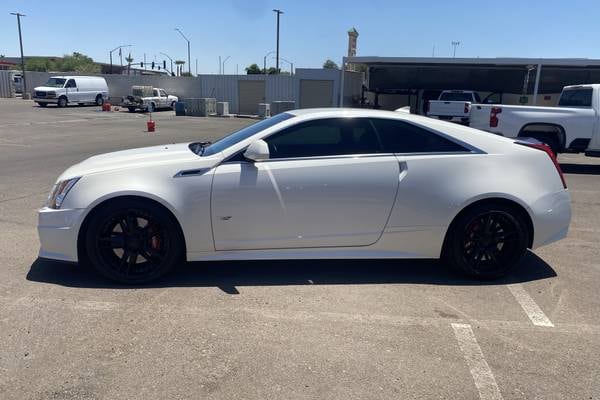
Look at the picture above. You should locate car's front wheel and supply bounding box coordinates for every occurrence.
[444,203,529,279]
[84,198,184,284]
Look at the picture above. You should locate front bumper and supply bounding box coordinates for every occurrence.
[530,189,572,249]
[33,97,58,104]
[37,207,86,262]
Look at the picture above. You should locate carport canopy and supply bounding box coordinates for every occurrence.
[341,56,600,105]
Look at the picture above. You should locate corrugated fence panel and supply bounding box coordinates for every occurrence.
[0,70,15,98]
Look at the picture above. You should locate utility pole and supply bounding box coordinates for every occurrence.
[160,52,174,75]
[175,28,191,75]
[222,56,230,75]
[451,41,460,58]
[195,58,198,76]
[218,56,221,75]
[273,9,283,73]
[10,12,26,96]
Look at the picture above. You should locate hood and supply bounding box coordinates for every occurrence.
[59,143,204,179]
[34,86,63,92]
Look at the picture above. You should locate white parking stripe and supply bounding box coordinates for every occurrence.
[507,284,554,327]
[452,323,503,400]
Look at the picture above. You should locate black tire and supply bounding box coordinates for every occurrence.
[95,94,104,106]
[57,96,68,108]
[444,203,529,279]
[147,102,155,112]
[128,107,136,113]
[171,101,176,110]
[84,198,184,284]
[37,102,47,107]
[540,135,560,156]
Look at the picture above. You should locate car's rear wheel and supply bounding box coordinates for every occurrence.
[84,199,184,284]
[128,107,136,113]
[95,94,104,106]
[444,204,529,279]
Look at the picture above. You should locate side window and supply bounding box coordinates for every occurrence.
[65,79,76,88]
[370,118,469,153]
[265,118,381,159]
[153,89,159,97]
[159,89,167,97]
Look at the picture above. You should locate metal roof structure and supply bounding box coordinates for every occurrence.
[340,56,600,106]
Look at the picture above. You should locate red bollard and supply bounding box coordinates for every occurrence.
[147,119,155,132]
[102,102,111,112]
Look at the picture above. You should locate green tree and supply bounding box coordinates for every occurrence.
[245,63,262,74]
[58,52,100,73]
[323,59,340,70]
[25,57,53,72]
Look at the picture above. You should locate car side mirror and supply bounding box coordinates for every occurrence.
[244,140,269,162]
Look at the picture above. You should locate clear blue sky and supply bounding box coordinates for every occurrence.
[2,0,600,74]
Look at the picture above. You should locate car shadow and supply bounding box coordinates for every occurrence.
[560,163,600,175]
[26,251,556,294]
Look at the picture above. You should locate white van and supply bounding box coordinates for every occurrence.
[33,76,109,107]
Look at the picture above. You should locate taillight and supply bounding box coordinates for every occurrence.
[517,141,567,189]
[490,106,502,127]
[464,102,470,114]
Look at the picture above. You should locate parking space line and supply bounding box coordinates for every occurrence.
[452,323,503,400]
[507,284,554,327]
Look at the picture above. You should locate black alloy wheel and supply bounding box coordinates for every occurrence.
[445,204,528,279]
[85,199,183,284]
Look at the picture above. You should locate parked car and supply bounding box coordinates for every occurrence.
[120,86,179,112]
[33,76,109,108]
[12,73,23,94]
[470,84,600,154]
[426,90,481,124]
[38,109,571,284]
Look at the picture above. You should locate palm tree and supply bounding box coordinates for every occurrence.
[175,60,185,76]
[125,54,134,76]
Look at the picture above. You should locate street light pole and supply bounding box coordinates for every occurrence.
[263,50,275,75]
[160,52,174,75]
[10,12,26,95]
[273,9,283,74]
[276,56,293,75]
[451,41,460,58]
[175,28,191,75]
[222,56,230,75]
[109,45,131,74]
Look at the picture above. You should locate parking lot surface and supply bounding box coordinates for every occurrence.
[1,99,599,399]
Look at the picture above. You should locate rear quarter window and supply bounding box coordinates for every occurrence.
[370,118,469,154]
[558,88,593,107]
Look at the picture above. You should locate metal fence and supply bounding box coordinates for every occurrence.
[18,69,362,113]
[0,70,15,98]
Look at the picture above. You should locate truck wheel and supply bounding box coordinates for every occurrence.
[171,101,176,110]
[95,94,104,106]
[128,107,136,113]
[147,103,155,112]
[57,96,68,108]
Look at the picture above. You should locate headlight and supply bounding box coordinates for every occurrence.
[46,177,80,209]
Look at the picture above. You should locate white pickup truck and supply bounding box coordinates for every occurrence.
[426,90,482,124]
[121,86,179,113]
[470,84,600,155]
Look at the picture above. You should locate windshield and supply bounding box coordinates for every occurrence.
[44,78,67,88]
[201,112,295,156]
[558,88,593,107]
[439,92,476,102]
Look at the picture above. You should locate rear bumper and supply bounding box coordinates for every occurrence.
[37,207,85,262]
[530,189,571,249]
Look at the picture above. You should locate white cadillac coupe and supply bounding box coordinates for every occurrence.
[38,109,571,283]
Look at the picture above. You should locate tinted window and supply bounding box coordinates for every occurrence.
[265,118,380,159]
[202,112,294,156]
[439,92,475,102]
[370,118,468,153]
[65,79,76,88]
[558,88,593,107]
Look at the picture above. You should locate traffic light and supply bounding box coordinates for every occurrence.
[151,61,155,69]
[163,60,167,70]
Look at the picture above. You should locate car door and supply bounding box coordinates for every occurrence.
[159,89,169,108]
[210,118,401,250]
[64,79,80,103]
